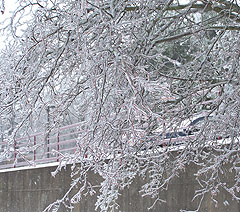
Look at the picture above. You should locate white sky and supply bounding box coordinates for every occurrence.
[0,0,18,48]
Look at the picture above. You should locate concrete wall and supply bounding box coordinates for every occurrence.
[0,163,239,212]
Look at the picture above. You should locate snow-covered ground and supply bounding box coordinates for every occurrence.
[0,161,60,173]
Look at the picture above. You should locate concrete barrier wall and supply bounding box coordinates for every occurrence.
[0,163,239,212]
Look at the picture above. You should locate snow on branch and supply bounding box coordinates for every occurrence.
[0,0,240,211]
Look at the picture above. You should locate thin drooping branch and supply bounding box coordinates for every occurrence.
[0,1,240,212]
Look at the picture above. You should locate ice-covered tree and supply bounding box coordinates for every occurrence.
[1,0,240,211]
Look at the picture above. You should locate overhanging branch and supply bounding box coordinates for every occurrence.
[125,2,240,23]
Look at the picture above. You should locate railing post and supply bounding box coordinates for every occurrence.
[14,139,16,168]
[47,135,50,158]
[34,135,36,161]
[120,141,123,165]
[57,132,60,162]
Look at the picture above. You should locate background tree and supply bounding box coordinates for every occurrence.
[1,0,240,211]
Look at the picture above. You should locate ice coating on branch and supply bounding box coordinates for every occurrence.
[0,0,240,211]
[0,0,4,14]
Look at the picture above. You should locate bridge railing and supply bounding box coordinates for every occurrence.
[0,122,85,169]
[0,122,199,170]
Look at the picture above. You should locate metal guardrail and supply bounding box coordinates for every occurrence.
[0,122,85,170]
[0,121,199,170]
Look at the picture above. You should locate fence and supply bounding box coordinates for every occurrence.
[0,122,84,169]
[0,121,200,170]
